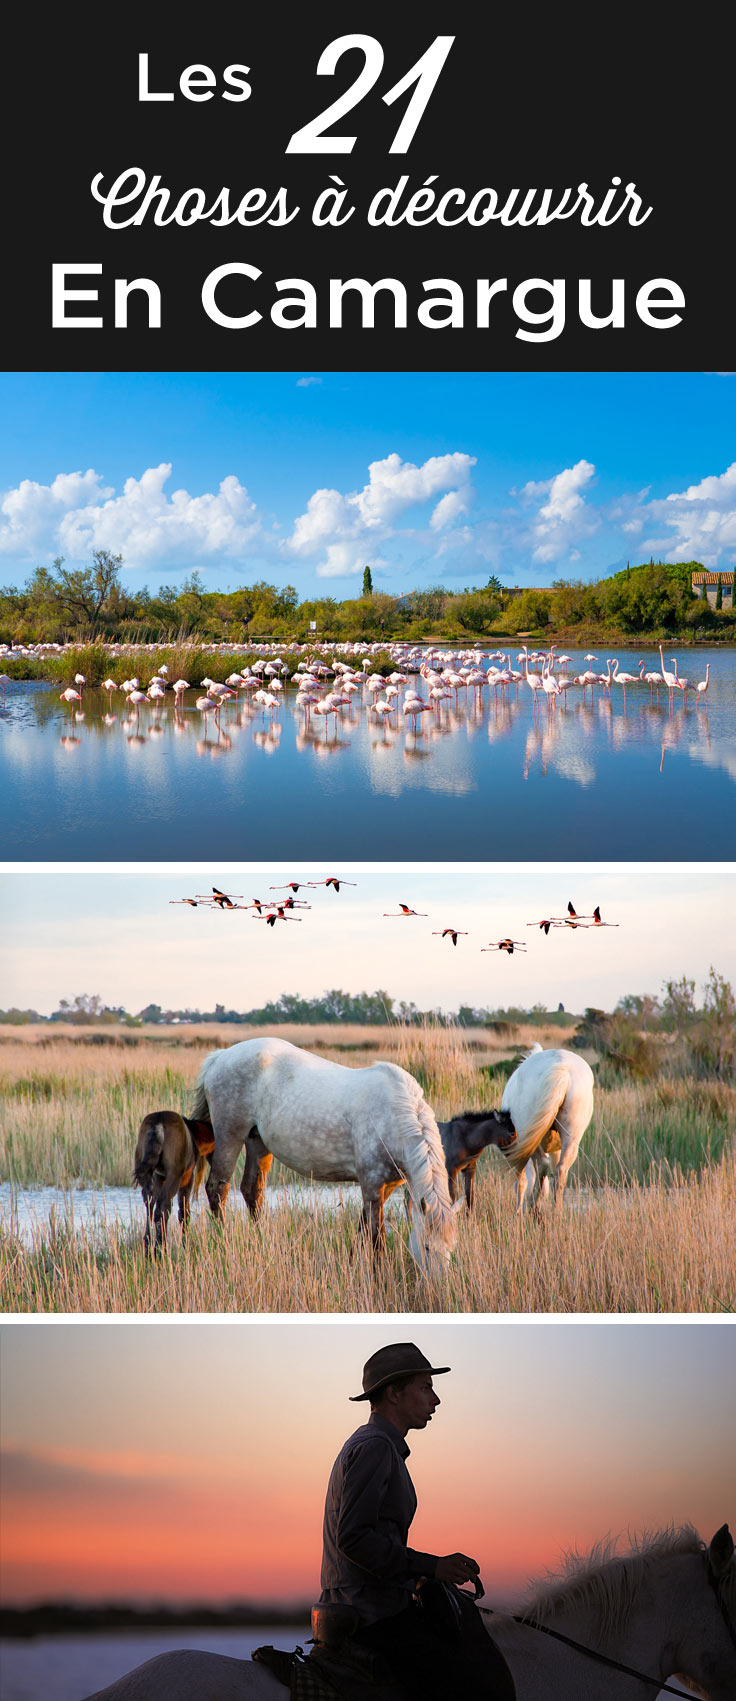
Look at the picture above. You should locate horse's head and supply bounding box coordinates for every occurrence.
[465,1107,517,1157]
[407,1192,462,1277]
[672,1526,736,1701]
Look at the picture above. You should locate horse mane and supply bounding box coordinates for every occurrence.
[459,1108,500,1123]
[518,1525,705,1642]
[376,1065,455,1245]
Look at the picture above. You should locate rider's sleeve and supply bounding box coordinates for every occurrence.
[335,1439,438,1581]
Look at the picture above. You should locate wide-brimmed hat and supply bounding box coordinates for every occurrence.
[350,1342,451,1401]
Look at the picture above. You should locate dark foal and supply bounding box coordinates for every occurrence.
[133,1111,215,1253]
[438,1109,517,1209]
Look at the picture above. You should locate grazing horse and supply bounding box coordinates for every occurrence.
[438,1108,517,1208]
[498,1044,595,1213]
[191,1037,460,1271]
[79,1524,736,1700]
[133,1110,215,1253]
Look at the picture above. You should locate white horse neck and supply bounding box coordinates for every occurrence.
[490,1533,734,1701]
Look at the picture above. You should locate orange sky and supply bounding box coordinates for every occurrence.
[2,1321,734,1607]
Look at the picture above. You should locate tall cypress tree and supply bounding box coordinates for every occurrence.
[362,565,373,596]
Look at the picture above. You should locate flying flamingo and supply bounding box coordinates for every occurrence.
[482,939,527,954]
[318,878,357,892]
[170,898,198,908]
[256,907,303,926]
[591,905,618,927]
[526,919,554,935]
[432,929,468,946]
[195,888,244,909]
[383,904,428,917]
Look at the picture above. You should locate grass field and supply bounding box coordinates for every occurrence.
[1,1023,734,1313]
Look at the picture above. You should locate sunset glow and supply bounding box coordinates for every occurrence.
[2,1321,733,1608]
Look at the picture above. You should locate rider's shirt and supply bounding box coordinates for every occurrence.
[319,1413,439,1625]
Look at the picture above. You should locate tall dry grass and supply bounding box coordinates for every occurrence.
[1,1157,734,1313]
[0,1021,577,1188]
[2,1020,733,1314]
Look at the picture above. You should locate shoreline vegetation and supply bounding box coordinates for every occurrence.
[2,1010,734,1313]
[1,553,735,669]
[0,1603,312,1639]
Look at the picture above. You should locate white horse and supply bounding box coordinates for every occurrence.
[191,1037,460,1271]
[78,1524,736,1701]
[500,1044,595,1212]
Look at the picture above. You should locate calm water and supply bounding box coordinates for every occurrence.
[1,649,733,860]
[0,1627,699,1701]
[0,1180,370,1246]
[0,1626,308,1701]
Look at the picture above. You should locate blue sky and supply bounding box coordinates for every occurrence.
[0,371,734,596]
[2,865,732,1015]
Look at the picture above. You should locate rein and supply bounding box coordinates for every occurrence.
[492,1612,695,1696]
[482,1549,735,1695]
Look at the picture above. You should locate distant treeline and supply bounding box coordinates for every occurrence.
[1,989,570,1029]
[0,1601,311,1638]
[2,549,735,645]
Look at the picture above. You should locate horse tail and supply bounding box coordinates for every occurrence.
[501,1052,571,1170]
[190,1052,218,1123]
[192,1153,209,1197]
[133,1114,165,1187]
[391,1074,455,1247]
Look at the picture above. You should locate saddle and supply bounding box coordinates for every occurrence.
[254,1604,404,1701]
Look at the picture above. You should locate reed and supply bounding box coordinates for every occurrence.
[1,1026,732,1190]
[2,1021,733,1313]
[1,1157,733,1314]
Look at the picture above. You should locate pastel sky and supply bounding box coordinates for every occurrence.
[0,371,734,595]
[2,1320,733,1606]
[2,865,733,1016]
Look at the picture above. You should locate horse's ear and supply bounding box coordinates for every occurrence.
[420,1196,428,1215]
[708,1525,734,1579]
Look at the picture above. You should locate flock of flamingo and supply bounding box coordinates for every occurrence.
[170,882,619,955]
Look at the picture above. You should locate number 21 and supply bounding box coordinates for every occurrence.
[286,34,455,155]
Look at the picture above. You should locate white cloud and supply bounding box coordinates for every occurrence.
[286,451,476,578]
[627,461,736,566]
[0,470,112,554]
[0,464,263,567]
[296,375,322,387]
[519,459,599,563]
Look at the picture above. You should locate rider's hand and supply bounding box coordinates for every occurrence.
[434,1553,480,1587]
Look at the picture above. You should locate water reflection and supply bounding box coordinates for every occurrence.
[2,647,734,860]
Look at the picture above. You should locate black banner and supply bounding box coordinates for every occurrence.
[4,9,733,369]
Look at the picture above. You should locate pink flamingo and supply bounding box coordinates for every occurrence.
[695,662,711,702]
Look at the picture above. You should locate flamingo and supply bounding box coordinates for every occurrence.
[591,905,618,927]
[195,694,219,722]
[482,939,527,954]
[269,882,316,893]
[671,657,691,699]
[695,662,711,701]
[318,878,357,892]
[526,919,554,935]
[383,904,428,917]
[170,898,198,907]
[432,929,468,946]
[60,687,82,708]
[0,673,12,698]
[522,651,543,708]
[658,645,677,699]
[609,657,640,705]
[194,888,244,910]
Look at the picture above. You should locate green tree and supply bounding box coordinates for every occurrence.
[362,565,373,596]
[50,551,125,630]
[715,575,723,610]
